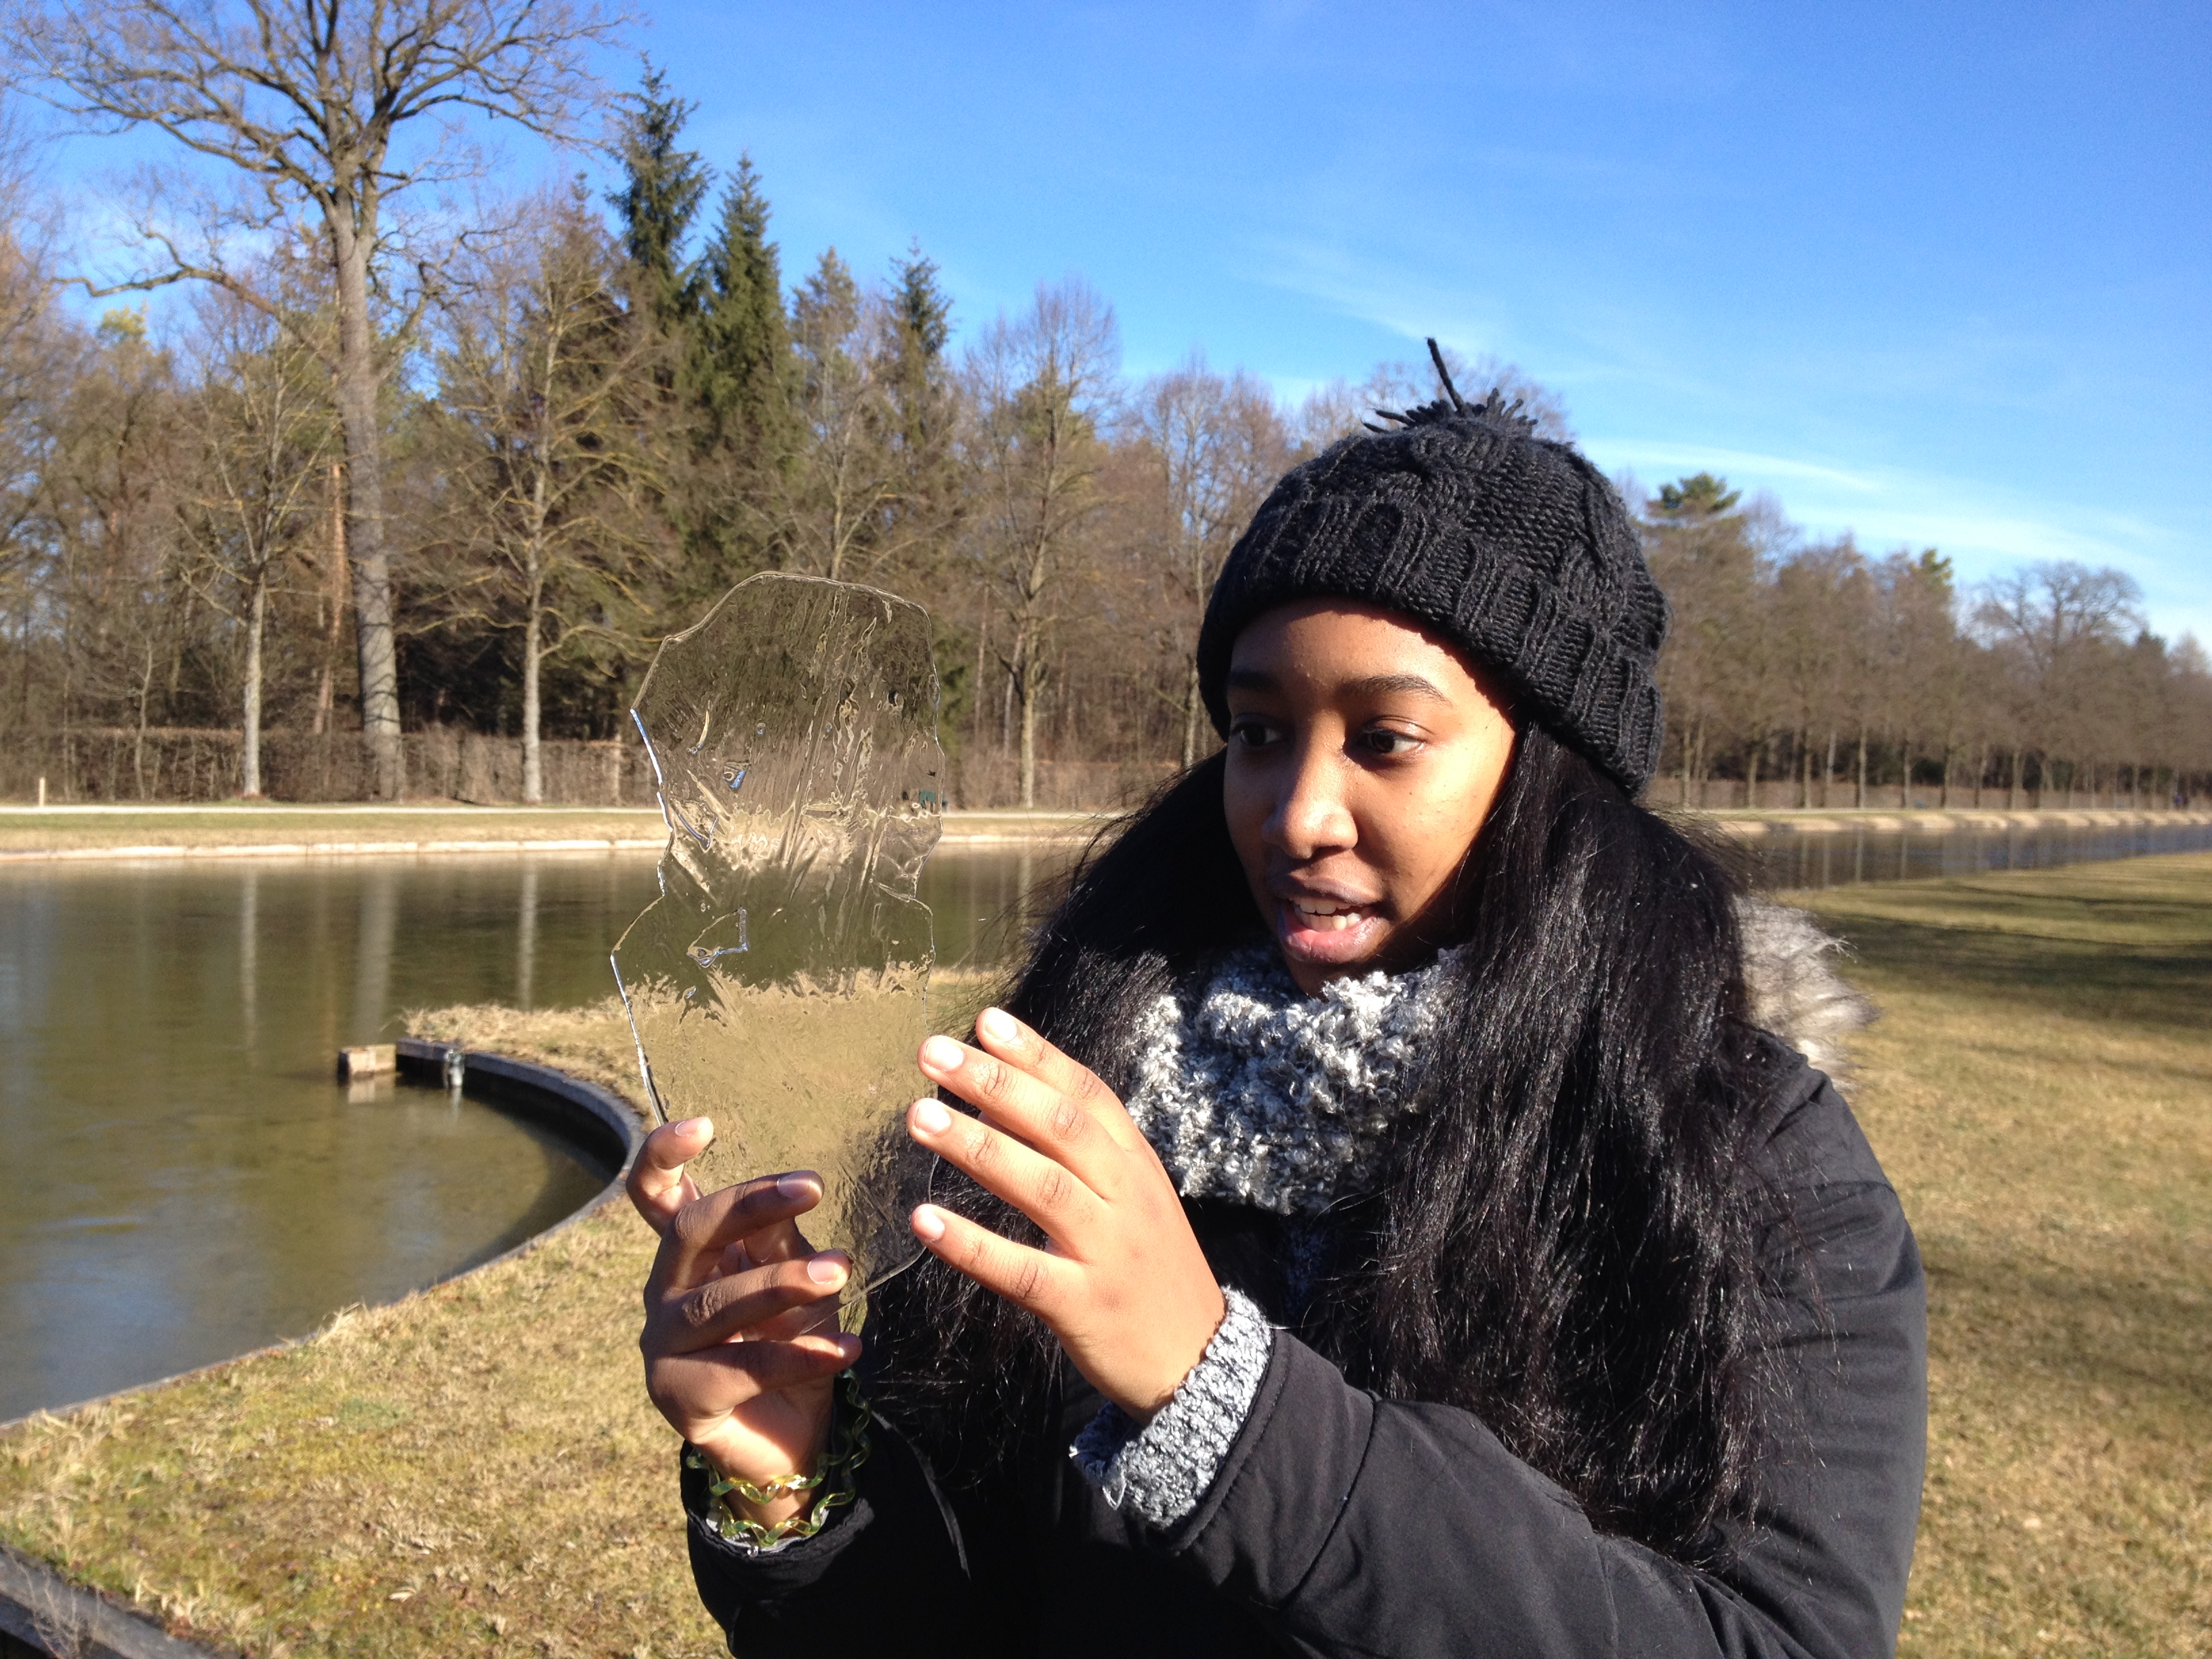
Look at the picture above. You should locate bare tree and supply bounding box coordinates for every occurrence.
[962,279,1118,807]
[432,189,658,802]
[1125,356,1290,764]
[13,0,625,796]
[178,274,335,795]
[1975,561,2144,806]
[780,249,896,583]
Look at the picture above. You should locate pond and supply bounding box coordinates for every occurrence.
[5,818,2209,1422]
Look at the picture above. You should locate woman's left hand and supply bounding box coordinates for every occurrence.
[907,1007,1227,1419]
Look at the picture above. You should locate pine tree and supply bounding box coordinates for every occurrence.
[885,241,954,461]
[694,155,796,461]
[1654,471,1741,518]
[607,64,709,336]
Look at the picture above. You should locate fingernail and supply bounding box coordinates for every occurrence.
[910,1099,953,1135]
[674,1116,710,1137]
[921,1034,965,1071]
[837,1333,863,1360]
[806,1253,847,1286]
[978,1007,1017,1043]
[912,1204,946,1242]
[776,1171,820,1200]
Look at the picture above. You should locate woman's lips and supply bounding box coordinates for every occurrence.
[1273,897,1387,965]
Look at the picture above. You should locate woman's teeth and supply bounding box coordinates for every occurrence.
[1291,900,1365,932]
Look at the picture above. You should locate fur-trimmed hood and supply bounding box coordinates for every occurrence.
[1736,897,1877,1077]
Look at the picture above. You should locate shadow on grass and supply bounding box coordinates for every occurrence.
[1815,909,2212,1034]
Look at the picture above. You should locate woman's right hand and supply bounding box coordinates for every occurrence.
[628,1117,861,1525]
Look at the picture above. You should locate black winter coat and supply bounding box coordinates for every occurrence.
[681,1045,1926,1658]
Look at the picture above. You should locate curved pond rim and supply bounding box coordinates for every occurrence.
[0,1042,643,1434]
[0,1047,642,1657]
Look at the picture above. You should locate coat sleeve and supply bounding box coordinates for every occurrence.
[1155,1073,1928,1659]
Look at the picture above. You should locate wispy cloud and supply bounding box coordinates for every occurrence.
[1587,436,2212,640]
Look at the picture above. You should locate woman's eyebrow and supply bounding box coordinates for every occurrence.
[1344,672,1448,702]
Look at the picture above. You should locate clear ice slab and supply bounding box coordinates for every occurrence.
[611,573,945,1309]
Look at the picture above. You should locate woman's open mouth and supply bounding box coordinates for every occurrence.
[1275,895,1387,966]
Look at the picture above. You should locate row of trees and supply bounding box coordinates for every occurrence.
[0,3,2202,808]
[1649,476,2209,808]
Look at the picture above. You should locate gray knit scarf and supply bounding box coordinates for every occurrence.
[1120,943,1462,1217]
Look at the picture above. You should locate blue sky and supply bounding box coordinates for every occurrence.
[41,1,2212,640]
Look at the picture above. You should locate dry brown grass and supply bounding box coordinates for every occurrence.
[0,1208,715,1657]
[1,862,2203,1656]
[1797,853,2212,1658]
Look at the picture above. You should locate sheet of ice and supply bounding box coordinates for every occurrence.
[611,574,944,1305]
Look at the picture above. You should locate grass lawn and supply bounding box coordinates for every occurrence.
[1,861,2205,1656]
[1795,855,2212,1655]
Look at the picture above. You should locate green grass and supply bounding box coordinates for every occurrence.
[0,861,2204,1656]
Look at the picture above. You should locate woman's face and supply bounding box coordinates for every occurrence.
[1222,600,1517,995]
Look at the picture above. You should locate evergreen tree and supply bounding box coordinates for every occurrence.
[885,241,954,460]
[1654,471,1741,518]
[694,155,796,461]
[607,63,709,335]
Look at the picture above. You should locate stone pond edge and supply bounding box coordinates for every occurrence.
[0,1044,647,1659]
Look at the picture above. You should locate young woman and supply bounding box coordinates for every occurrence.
[628,374,1927,1658]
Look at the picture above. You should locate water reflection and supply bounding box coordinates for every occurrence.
[1748,818,2212,890]
[0,856,643,1422]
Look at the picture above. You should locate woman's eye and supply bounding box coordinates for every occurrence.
[1230,718,1284,750]
[1358,728,1422,757]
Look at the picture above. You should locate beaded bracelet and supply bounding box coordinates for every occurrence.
[685,1370,872,1551]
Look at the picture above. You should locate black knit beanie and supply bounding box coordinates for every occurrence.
[1197,350,1667,793]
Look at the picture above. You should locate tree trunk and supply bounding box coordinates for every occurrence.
[313,464,347,739]
[1679,720,1693,808]
[134,637,157,800]
[523,569,545,806]
[1800,729,1814,809]
[1746,737,1761,810]
[1018,656,1040,809]
[1824,730,1837,808]
[521,432,552,805]
[1856,728,1868,808]
[331,234,403,799]
[1181,659,1202,771]
[241,570,267,799]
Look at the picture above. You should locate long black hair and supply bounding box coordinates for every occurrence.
[870,724,1785,1564]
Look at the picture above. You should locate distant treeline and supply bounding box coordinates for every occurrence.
[0,61,2203,808]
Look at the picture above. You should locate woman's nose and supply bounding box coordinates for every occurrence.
[1265,740,1355,859]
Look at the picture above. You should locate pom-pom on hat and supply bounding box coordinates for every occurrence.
[1197,341,1668,794]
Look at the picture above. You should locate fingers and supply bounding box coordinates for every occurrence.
[973,1009,1137,1147]
[628,1117,713,1235]
[651,1170,824,1297]
[917,1019,1135,1193]
[647,1330,859,1427]
[906,1096,1101,1246]
[910,1201,1062,1313]
[646,1250,852,1356]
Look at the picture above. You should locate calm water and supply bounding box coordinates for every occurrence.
[1746,817,2212,890]
[5,822,2207,1421]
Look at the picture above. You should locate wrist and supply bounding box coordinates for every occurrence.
[1126,1283,1229,1421]
[688,1372,872,1552]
